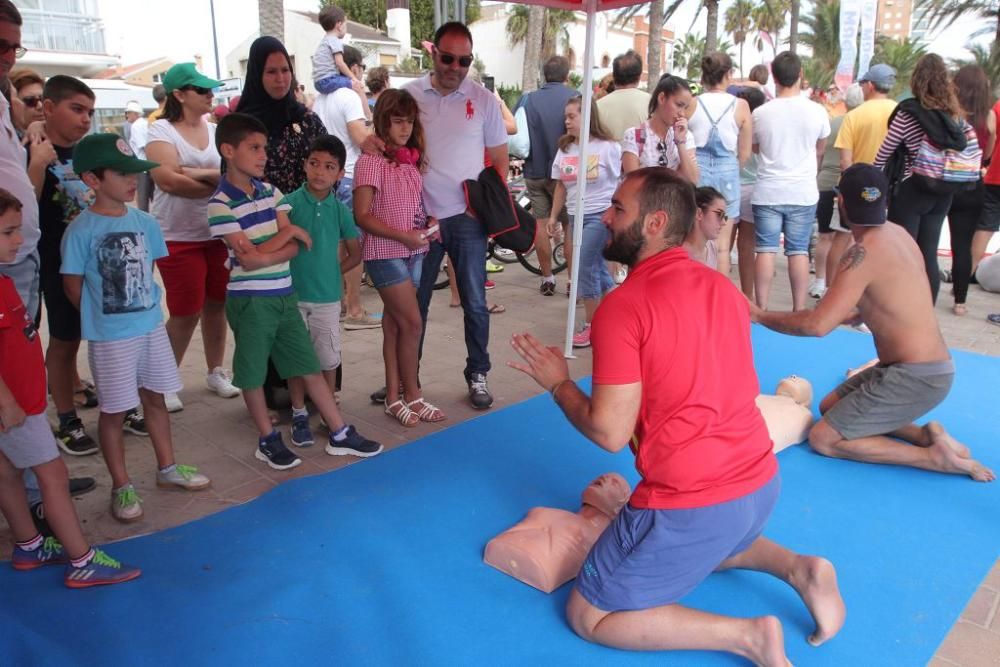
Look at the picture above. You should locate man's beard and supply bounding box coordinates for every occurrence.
[602,216,645,267]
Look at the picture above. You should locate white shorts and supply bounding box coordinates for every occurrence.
[0,413,60,469]
[739,183,754,224]
[298,301,342,371]
[829,202,850,234]
[88,323,182,414]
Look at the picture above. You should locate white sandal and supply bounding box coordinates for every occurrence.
[385,399,420,427]
[406,398,446,423]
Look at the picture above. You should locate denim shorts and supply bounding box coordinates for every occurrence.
[365,253,425,290]
[574,212,615,300]
[752,203,816,255]
[697,153,741,219]
[576,473,780,612]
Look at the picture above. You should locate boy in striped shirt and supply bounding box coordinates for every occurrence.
[208,114,381,470]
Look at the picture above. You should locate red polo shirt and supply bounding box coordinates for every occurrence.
[0,276,47,416]
[590,247,777,510]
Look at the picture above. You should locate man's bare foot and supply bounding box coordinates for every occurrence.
[788,556,846,647]
[924,421,970,458]
[741,616,792,667]
[926,423,996,482]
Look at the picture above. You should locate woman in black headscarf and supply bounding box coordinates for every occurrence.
[236,36,333,413]
[236,36,328,194]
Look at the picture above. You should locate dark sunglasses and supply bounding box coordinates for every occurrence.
[182,86,214,96]
[20,95,42,108]
[438,52,473,68]
[710,208,729,223]
[0,40,26,58]
[656,140,669,167]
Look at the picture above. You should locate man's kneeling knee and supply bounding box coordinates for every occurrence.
[808,420,843,457]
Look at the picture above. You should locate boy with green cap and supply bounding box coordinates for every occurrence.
[61,133,212,524]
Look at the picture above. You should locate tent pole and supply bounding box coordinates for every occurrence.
[563,0,599,358]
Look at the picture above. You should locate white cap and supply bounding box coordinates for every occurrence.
[125,100,143,114]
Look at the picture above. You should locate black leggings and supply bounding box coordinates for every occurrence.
[947,182,984,304]
[888,178,954,304]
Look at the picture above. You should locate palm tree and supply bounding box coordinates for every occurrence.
[874,36,928,97]
[725,0,754,75]
[919,0,999,47]
[789,0,801,53]
[673,34,706,80]
[798,0,841,73]
[259,0,284,40]
[704,0,720,53]
[752,0,789,59]
[519,5,545,92]
[951,41,1000,91]
[648,0,665,85]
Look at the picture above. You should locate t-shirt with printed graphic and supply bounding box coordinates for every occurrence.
[621,120,697,171]
[60,207,167,342]
[0,275,47,416]
[208,177,292,297]
[280,185,360,303]
[31,143,95,270]
[550,138,622,216]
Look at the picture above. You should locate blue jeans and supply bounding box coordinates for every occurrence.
[335,177,353,209]
[417,213,490,380]
[366,254,425,290]
[315,74,352,95]
[575,212,615,299]
[752,204,816,256]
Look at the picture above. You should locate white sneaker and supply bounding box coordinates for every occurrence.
[808,279,827,299]
[165,392,184,413]
[206,367,240,398]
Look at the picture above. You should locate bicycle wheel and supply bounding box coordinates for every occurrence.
[516,241,568,275]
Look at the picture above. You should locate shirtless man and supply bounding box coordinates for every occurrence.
[752,163,995,483]
[510,167,844,665]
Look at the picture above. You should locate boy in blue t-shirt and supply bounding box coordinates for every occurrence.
[208,113,381,470]
[61,134,211,524]
[279,135,361,446]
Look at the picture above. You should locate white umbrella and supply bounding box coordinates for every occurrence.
[509,0,649,356]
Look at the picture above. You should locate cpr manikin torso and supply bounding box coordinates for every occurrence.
[485,378,816,593]
[483,473,631,593]
[756,375,815,453]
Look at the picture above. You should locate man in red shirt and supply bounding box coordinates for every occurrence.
[510,168,844,662]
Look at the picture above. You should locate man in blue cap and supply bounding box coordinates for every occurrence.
[752,163,995,483]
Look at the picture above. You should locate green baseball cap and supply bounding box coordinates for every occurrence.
[162,62,223,94]
[73,133,159,175]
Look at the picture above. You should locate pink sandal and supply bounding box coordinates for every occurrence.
[385,399,420,427]
[406,397,446,423]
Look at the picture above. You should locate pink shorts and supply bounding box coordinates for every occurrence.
[156,240,229,317]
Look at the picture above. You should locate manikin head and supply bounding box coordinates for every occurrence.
[775,376,813,407]
[581,473,630,517]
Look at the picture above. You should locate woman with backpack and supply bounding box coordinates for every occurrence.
[688,53,752,276]
[874,54,981,304]
[621,75,699,184]
[942,65,992,316]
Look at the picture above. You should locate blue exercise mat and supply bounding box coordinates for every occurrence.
[2,327,998,665]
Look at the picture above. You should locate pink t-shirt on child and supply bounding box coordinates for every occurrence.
[353,153,429,261]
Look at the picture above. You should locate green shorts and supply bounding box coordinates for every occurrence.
[225,293,321,390]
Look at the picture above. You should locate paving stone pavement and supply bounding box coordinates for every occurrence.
[5,252,999,663]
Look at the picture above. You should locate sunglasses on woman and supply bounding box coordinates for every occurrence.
[182,86,214,96]
[709,208,729,223]
[656,140,669,167]
[20,95,42,108]
[438,52,473,68]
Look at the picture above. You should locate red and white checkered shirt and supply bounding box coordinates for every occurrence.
[353,153,428,261]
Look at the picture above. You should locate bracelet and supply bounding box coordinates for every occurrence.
[550,379,572,401]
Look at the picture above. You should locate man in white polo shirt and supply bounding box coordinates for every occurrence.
[404,22,508,409]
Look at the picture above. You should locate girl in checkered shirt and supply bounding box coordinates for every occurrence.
[353,89,446,427]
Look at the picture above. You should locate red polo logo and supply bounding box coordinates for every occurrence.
[465,99,474,120]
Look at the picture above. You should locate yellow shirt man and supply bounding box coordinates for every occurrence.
[834,98,897,164]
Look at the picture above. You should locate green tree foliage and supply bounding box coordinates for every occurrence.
[725,0,754,74]
[752,0,789,57]
[799,0,842,73]
[325,0,481,50]
[874,36,928,97]
[673,34,735,80]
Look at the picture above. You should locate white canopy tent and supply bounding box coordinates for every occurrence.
[508,0,648,356]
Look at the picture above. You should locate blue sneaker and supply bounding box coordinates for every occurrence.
[64,549,141,589]
[12,536,69,571]
[290,413,314,448]
[325,425,384,458]
[255,431,301,471]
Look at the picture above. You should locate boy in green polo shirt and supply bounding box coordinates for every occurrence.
[280,135,361,446]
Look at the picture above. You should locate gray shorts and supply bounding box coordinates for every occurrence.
[824,360,955,440]
[0,413,60,469]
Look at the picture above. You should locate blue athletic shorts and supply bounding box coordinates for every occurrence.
[575,473,781,612]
